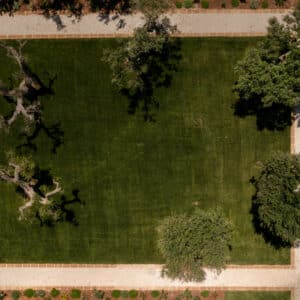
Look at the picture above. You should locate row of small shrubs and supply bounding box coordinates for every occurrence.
[176,0,209,8]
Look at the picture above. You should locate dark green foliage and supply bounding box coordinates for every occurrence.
[0,292,6,300]
[183,0,193,8]
[231,0,239,7]
[50,289,60,298]
[252,152,300,245]
[120,291,129,298]
[175,1,183,8]
[158,208,233,281]
[36,290,46,298]
[24,289,35,298]
[104,15,180,120]
[225,291,291,300]
[221,0,226,7]
[0,0,20,14]
[249,0,259,8]
[261,0,268,8]
[94,290,105,299]
[233,7,300,130]
[275,0,285,6]
[201,0,209,8]
[112,290,121,298]
[200,291,210,298]
[128,290,138,298]
[89,0,132,13]
[11,291,21,300]
[70,289,81,299]
[151,291,160,298]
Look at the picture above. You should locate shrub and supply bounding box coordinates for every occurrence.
[249,0,259,8]
[151,291,160,298]
[261,0,268,7]
[94,290,105,299]
[201,0,209,8]
[50,289,60,298]
[275,0,285,5]
[128,290,138,299]
[112,290,121,298]
[70,289,81,299]
[183,0,193,8]
[120,291,129,298]
[36,290,46,298]
[175,1,183,8]
[24,289,36,298]
[221,0,226,7]
[193,297,200,300]
[0,292,6,300]
[200,291,210,298]
[231,0,239,7]
[61,295,68,300]
[11,291,21,300]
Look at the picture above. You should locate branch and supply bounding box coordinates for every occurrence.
[40,180,62,204]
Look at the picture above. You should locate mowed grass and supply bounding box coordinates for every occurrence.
[0,38,290,263]
[225,291,291,300]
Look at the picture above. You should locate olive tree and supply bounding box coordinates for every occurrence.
[252,151,300,245]
[157,208,233,282]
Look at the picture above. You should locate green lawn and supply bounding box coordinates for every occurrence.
[0,38,290,263]
[225,291,291,300]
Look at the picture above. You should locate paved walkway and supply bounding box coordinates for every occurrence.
[0,11,289,38]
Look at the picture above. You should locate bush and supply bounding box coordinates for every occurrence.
[24,289,35,298]
[221,0,226,7]
[0,292,6,300]
[36,290,46,298]
[120,291,129,298]
[200,291,210,298]
[11,291,21,300]
[231,0,239,7]
[128,290,138,299]
[275,0,285,5]
[193,297,200,300]
[94,290,105,299]
[183,0,193,8]
[70,289,81,299]
[261,0,268,7]
[112,290,121,298]
[201,0,209,8]
[50,289,60,298]
[151,291,160,298]
[249,0,259,8]
[175,1,183,8]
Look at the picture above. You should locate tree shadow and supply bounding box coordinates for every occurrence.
[97,13,126,29]
[124,38,182,121]
[249,176,291,249]
[232,96,291,131]
[91,0,132,14]
[44,14,66,31]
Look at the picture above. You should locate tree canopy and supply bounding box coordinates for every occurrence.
[233,6,300,130]
[104,15,180,120]
[157,208,233,282]
[252,151,300,246]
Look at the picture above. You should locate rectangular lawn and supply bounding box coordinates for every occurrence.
[225,291,291,300]
[0,38,290,263]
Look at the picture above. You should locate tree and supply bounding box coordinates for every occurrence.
[0,0,20,15]
[233,5,300,130]
[157,208,233,282]
[0,151,64,224]
[252,151,300,246]
[104,15,180,120]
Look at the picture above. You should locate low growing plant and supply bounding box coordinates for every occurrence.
[50,288,60,298]
[201,0,209,8]
[0,291,6,300]
[120,291,129,298]
[128,290,138,299]
[200,290,210,298]
[94,290,105,299]
[151,291,160,298]
[112,290,121,298]
[231,0,239,7]
[261,0,268,7]
[24,289,35,298]
[183,0,193,8]
[70,289,81,299]
[11,290,21,300]
[175,1,183,8]
[275,0,285,5]
[221,0,226,7]
[249,0,259,8]
[36,290,46,298]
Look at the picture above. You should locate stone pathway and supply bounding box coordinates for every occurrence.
[0,11,289,38]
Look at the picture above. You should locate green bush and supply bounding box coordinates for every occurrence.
[261,0,268,7]
[36,290,46,298]
[201,0,209,8]
[24,289,35,298]
[128,290,138,299]
[94,290,105,299]
[112,290,121,298]
[183,0,193,8]
[231,0,239,7]
[193,297,200,300]
[275,0,285,5]
[50,289,60,298]
[221,0,226,7]
[175,1,183,8]
[120,291,129,298]
[70,289,81,299]
[200,291,210,298]
[0,292,6,300]
[11,291,21,300]
[249,0,259,8]
[151,290,160,298]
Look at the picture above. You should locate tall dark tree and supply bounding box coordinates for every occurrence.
[252,151,300,246]
[157,208,233,282]
[233,5,300,130]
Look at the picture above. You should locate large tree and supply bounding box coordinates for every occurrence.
[157,208,233,282]
[0,151,65,224]
[233,6,300,130]
[252,151,300,246]
[104,15,180,120]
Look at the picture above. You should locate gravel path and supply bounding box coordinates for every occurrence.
[0,11,289,37]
